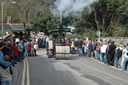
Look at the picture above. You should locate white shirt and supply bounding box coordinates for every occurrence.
[101,45,108,53]
[36,38,38,43]
[46,38,49,42]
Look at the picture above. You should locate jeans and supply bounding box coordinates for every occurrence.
[96,52,100,59]
[71,48,75,54]
[101,53,105,63]
[28,51,31,56]
[78,48,82,56]
[1,80,12,85]
[121,57,128,71]
[87,49,91,57]
[115,56,119,68]
[82,47,85,56]
[18,52,23,62]
[14,56,18,62]
[104,54,108,64]
[24,50,28,57]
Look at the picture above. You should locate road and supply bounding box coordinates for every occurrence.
[20,49,128,85]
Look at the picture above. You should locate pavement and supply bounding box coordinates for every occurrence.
[15,49,128,85]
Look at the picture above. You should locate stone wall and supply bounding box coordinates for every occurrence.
[101,37,128,43]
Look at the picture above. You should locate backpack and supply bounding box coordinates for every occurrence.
[116,48,122,58]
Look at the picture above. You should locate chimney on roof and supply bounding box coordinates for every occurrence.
[7,16,11,24]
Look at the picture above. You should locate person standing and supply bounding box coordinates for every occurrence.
[13,43,18,62]
[34,43,38,56]
[95,42,101,60]
[100,42,108,63]
[0,42,12,85]
[24,41,28,57]
[74,38,79,54]
[28,42,31,56]
[105,41,111,64]
[115,44,123,68]
[87,41,93,57]
[92,40,97,58]
[78,39,83,56]
[71,40,75,54]
[82,40,86,56]
[17,40,23,62]
[121,44,128,71]
[45,37,49,48]
[108,41,116,65]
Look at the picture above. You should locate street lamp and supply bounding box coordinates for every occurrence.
[1,1,16,39]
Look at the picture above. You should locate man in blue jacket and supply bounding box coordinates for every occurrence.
[0,42,12,85]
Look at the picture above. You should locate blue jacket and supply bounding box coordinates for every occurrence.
[18,43,23,52]
[24,43,28,51]
[0,51,12,67]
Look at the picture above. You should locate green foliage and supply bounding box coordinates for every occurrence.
[112,23,128,37]
[73,8,89,33]
[2,0,128,38]
[31,12,59,35]
[73,0,128,37]
[101,32,108,37]
[3,0,54,28]
[83,31,97,40]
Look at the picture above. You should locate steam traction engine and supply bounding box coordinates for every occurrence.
[47,27,71,60]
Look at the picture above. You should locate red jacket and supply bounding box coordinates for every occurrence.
[28,43,31,51]
[13,45,18,56]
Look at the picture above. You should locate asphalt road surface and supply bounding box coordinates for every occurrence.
[20,49,128,85]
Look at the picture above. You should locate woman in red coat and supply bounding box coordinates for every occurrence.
[28,42,31,56]
[13,43,18,62]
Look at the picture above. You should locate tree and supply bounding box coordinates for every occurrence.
[6,0,54,28]
[12,0,41,28]
[73,0,128,36]
[31,12,59,35]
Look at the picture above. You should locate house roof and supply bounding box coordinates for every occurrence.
[0,24,13,31]
[10,24,25,32]
[10,24,24,30]
[0,24,24,32]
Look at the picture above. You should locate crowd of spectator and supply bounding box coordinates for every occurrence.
[1,32,128,85]
[0,33,49,85]
[70,38,128,71]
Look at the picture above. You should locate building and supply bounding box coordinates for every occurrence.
[0,24,24,34]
